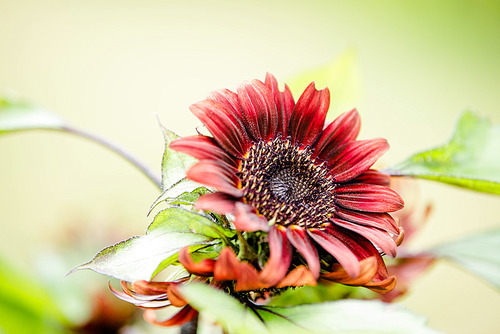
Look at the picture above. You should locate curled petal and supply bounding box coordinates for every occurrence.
[234,262,263,291]
[308,228,360,278]
[195,193,238,215]
[190,100,251,158]
[265,73,295,136]
[332,218,398,257]
[289,82,330,146]
[277,266,317,288]
[349,169,391,186]
[335,183,404,213]
[315,109,361,157]
[178,247,215,276]
[320,257,378,286]
[214,248,240,281]
[326,138,389,183]
[335,207,399,235]
[286,226,320,279]
[364,276,397,294]
[170,135,237,167]
[260,225,293,286]
[144,305,198,327]
[108,282,170,308]
[187,161,243,198]
[233,202,269,232]
[237,79,278,140]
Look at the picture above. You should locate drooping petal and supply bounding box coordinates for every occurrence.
[233,202,270,232]
[237,79,278,141]
[307,228,360,278]
[349,169,391,186]
[277,266,317,288]
[178,247,216,276]
[264,73,295,136]
[186,161,243,198]
[314,109,361,157]
[288,82,330,146]
[169,135,237,167]
[325,138,389,183]
[286,226,320,279]
[234,262,263,291]
[213,247,240,281]
[320,257,378,286]
[364,276,397,294]
[335,183,404,213]
[331,218,398,257]
[144,305,198,327]
[190,100,251,158]
[195,192,238,215]
[335,207,399,235]
[260,225,293,286]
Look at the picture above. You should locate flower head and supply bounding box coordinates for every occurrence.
[171,73,404,292]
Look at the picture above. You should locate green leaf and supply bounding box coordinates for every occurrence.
[286,48,362,119]
[0,96,66,133]
[74,207,223,282]
[181,283,438,334]
[159,122,198,191]
[149,179,208,213]
[386,111,500,194]
[429,228,500,290]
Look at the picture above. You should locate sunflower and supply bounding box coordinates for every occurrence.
[170,73,404,291]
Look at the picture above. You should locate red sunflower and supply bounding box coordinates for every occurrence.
[170,73,404,291]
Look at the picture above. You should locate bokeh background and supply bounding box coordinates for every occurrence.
[1,0,499,333]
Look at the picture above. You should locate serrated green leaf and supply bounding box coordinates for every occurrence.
[181,283,438,334]
[149,179,208,213]
[75,208,223,281]
[386,111,500,194]
[286,48,362,120]
[159,123,198,191]
[0,96,66,133]
[429,228,500,290]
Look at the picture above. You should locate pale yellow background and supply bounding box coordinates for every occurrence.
[1,0,499,333]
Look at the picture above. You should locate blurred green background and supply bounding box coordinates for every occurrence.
[1,0,499,333]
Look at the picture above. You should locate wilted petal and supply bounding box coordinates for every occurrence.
[335,183,404,212]
[315,109,361,157]
[364,276,397,294]
[286,226,320,279]
[277,266,317,288]
[178,247,215,276]
[260,225,293,286]
[326,138,389,182]
[187,161,243,198]
[144,305,198,327]
[233,202,269,232]
[288,82,330,146]
[213,248,240,281]
[320,257,378,286]
[237,79,278,141]
[234,262,263,291]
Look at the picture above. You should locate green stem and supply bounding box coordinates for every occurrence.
[61,125,162,190]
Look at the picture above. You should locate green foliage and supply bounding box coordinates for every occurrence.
[387,111,500,194]
[0,257,68,334]
[430,228,500,290]
[181,283,438,334]
[0,96,65,133]
[75,207,229,281]
[286,48,362,120]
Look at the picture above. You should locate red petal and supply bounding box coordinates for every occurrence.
[286,226,320,279]
[335,183,404,212]
[277,266,317,288]
[195,193,238,214]
[169,135,237,167]
[186,161,243,198]
[178,247,215,276]
[237,79,278,140]
[235,262,263,291]
[144,305,198,327]
[335,207,399,234]
[349,169,391,186]
[233,202,270,232]
[332,218,397,257]
[214,247,240,281]
[308,228,360,278]
[265,73,295,136]
[326,138,389,183]
[315,109,361,157]
[260,225,293,286]
[190,100,251,158]
[289,82,330,146]
[207,88,242,119]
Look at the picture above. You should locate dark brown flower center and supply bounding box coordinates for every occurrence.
[239,137,337,228]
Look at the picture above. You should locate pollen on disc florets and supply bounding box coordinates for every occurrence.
[239,137,338,228]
